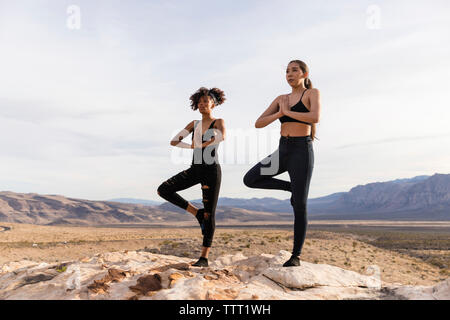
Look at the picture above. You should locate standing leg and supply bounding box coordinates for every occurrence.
[243,148,291,191]
[201,164,221,250]
[285,141,314,263]
[157,166,200,211]
[192,164,221,266]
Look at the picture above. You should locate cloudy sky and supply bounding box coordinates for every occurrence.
[0,0,449,202]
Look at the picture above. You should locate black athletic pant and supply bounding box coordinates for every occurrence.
[157,163,221,247]
[243,135,314,257]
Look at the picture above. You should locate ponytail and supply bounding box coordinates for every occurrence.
[304,77,312,89]
[304,77,316,141]
[289,60,318,141]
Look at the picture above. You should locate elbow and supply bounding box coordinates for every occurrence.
[170,141,177,146]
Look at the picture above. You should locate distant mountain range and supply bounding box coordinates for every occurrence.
[0,192,289,226]
[0,173,448,225]
[108,198,162,206]
[113,174,450,220]
[307,173,449,219]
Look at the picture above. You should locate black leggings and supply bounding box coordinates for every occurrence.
[157,164,221,247]
[243,135,314,257]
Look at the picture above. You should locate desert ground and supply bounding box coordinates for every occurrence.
[0,221,448,287]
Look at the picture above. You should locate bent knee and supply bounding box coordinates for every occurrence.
[243,172,256,188]
[157,182,170,196]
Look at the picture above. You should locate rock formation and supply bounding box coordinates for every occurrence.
[0,250,448,300]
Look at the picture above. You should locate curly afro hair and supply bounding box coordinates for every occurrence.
[189,87,226,110]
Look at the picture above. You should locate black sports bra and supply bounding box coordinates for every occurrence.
[191,119,217,144]
[278,89,311,125]
[191,119,219,165]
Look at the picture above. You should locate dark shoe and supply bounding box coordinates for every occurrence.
[192,257,208,267]
[283,255,300,267]
[195,208,205,235]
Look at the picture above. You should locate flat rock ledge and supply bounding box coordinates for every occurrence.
[0,250,448,300]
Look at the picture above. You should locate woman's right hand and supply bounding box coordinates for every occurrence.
[278,94,290,116]
[272,105,284,120]
[255,95,285,128]
[275,107,283,118]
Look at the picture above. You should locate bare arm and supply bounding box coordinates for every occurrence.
[283,88,321,123]
[170,120,195,149]
[254,96,283,128]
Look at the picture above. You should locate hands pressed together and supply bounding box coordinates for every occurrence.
[277,94,291,118]
[190,136,216,149]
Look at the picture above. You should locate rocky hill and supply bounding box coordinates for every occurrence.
[1,250,448,300]
[0,191,163,225]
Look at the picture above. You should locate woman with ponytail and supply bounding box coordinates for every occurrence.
[243,60,321,267]
[157,87,226,267]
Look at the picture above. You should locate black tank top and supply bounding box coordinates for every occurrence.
[191,119,219,165]
[278,89,312,125]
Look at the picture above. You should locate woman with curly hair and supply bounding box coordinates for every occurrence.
[157,87,226,267]
[243,60,321,267]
